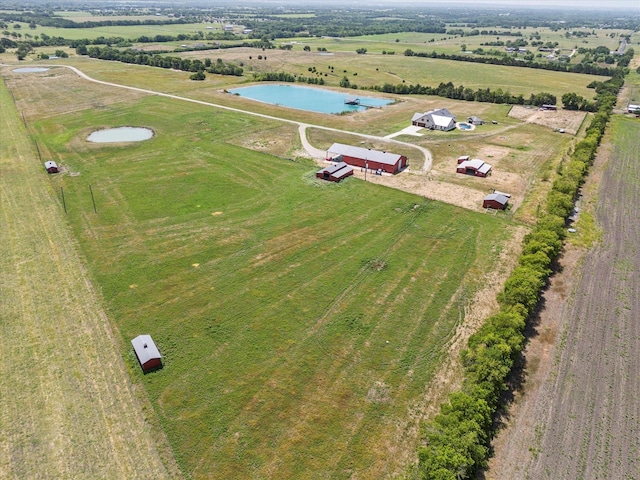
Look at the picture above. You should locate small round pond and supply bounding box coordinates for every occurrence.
[87,127,154,143]
[13,67,50,73]
[458,122,473,130]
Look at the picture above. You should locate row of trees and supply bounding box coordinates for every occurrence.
[77,46,243,76]
[368,81,556,106]
[252,72,326,85]
[403,48,622,77]
[0,11,190,29]
[417,71,624,479]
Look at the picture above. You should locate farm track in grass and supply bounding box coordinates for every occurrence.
[488,113,640,479]
[3,65,523,478]
[0,78,180,479]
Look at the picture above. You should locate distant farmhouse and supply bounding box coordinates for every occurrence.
[326,143,407,174]
[412,108,456,131]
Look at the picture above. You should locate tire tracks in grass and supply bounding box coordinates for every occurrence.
[0,77,180,479]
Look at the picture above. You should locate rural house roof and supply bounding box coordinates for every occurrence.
[131,335,161,364]
[45,161,58,169]
[427,108,455,118]
[327,143,404,166]
[431,114,455,128]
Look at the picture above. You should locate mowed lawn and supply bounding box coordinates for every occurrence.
[32,93,510,478]
[0,76,177,479]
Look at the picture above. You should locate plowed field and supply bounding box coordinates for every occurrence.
[488,114,640,479]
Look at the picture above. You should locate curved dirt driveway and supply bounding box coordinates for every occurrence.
[49,65,432,170]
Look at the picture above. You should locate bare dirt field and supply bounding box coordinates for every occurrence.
[0,78,180,479]
[508,105,587,135]
[487,114,640,479]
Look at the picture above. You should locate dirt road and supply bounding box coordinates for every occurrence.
[488,116,640,479]
[0,79,179,479]
[26,63,432,170]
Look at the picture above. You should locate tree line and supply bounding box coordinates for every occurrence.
[77,45,243,76]
[0,11,191,29]
[252,72,326,85]
[403,48,623,77]
[416,70,624,479]
[368,82,556,107]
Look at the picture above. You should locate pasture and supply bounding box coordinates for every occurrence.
[0,75,179,480]
[6,65,518,478]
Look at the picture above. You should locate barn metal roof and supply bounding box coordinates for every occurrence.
[131,335,161,364]
[459,159,492,174]
[44,161,57,168]
[318,162,353,178]
[327,143,403,166]
[484,193,509,205]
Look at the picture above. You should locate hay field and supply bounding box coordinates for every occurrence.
[0,76,180,479]
[3,65,520,479]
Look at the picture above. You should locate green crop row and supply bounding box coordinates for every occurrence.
[416,70,624,480]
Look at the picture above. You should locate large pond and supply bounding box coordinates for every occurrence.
[87,127,154,143]
[13,67,50,73]
[228,84,393,114]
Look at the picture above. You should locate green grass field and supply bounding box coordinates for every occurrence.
[26,86,513,478]
[0,15,607,476]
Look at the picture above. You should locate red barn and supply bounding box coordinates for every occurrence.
[326,143,407,174]
[457,159,492,177]
[482,193,509,210]
[131,335,162,372]
[316,162,354,182]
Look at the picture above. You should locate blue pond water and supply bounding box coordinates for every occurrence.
[13,67,50,73]
[87,127,153,143]
[228,84,393,114]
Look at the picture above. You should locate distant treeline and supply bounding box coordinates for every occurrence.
[77,45,243,76]
[403,48,624,77]
[0,12,191,28]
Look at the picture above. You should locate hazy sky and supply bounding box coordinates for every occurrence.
[319,0,640,9]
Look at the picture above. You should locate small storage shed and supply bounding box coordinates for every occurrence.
[457,159,492,177]
[541,104,558,111]
[44,161,59,174]
[483,193,509,210]
[316,162,354,182]
[131,335,162,372]
[457,155,470,164]
[467,116,483,125]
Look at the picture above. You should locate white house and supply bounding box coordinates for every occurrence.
[412,108,456,131]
